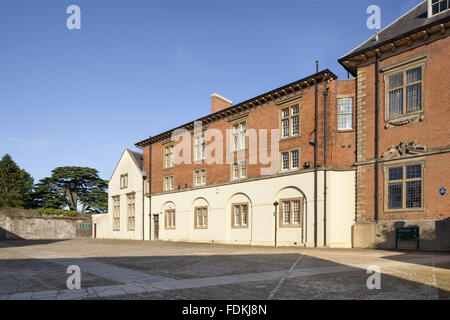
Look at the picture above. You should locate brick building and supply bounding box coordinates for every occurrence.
[96,0,449,250]
[339,0,449,250]
[136,71,357,247]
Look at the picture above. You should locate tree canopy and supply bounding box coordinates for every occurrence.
[0,154,34,208]
[34,166,108,214]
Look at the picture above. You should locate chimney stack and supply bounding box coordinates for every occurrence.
[211,93,232,114]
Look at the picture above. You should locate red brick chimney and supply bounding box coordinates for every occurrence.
[211,93,232,113]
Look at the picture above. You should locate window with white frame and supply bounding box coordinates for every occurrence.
[387,66,423,118]
[280,104,300,139]
[113,196,120,231]
[164,145,174,168]
[281,149,300,171]
[232,162,239,179]
[120,174,128,189]
[127,193,135,231]
[281,152,290,171]
[232,121,247,151]
[279,198,302,227]
[338,98,353,130]
[194,207,208,229]
[429,0,449,17]
[291,149,299,169]
[194,134,206,162]
[232,203,248,228]
[165,209,176,229]
[163,175,174,191]
[232,160,246,180]
[194,168,206,186]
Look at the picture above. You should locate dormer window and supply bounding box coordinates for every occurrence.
[428,0,449,17]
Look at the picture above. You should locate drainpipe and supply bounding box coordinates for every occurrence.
[148,142,152,240]
[354,70,359,224]
[302,197,305,245]
[374,56,380,223]
[250,204,253,245]
[142,176,145,240]
[313,61,319,248]
[314,61,319,248]
[322,80,329,247]
[302,196,308,246]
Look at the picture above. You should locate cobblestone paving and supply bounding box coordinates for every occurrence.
[0,239,448,300]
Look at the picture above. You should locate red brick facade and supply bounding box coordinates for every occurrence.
[349,25,450,223]
[140,76,356,195]
[136,2,449,232]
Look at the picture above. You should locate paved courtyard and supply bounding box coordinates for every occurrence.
[0,239,449,300]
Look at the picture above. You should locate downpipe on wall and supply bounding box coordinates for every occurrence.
[322,80,329,247]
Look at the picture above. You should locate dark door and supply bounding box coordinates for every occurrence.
[153,214,159,240]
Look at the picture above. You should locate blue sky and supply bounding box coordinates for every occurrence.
[0,0,423,182]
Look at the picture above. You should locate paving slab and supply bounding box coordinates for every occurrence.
[8,292,34,300]
[1,239,449,300]
[96,286,127,298]
[119,284,148,295]
[57,289,89,300]
[29,290,58,300]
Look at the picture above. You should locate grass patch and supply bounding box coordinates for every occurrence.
[37,208,78,217]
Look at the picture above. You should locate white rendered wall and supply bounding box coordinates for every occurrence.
[97,150,145,240]
[149,170,355,247]
[327,171,355,248]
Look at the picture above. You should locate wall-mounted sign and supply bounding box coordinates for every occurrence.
[439,187,446,196]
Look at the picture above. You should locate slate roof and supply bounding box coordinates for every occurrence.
[127,149,143,172]
[340,1,450,62]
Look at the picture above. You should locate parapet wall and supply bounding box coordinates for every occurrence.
[0,208,92,240]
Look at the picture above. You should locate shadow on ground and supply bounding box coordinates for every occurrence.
[0,240,449,300]
[0,238,68,247]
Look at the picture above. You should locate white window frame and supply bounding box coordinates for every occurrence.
[232,203,249,228]
[281,152,290,171]
[165,209,176,229]
[337,97,354,131]
[193,168,206,186]
[280,149,300,172]
[428,0,450,18]
[194,207,208,229]
[194,134,206,162]
[164,145,174,168]
[232,121,247,152]
[280,104,300,139]
[163,175,174,191]
[231,160,247,180]
[279,198,302,227]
